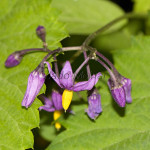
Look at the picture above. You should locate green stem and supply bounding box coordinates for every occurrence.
[83,13,147,46]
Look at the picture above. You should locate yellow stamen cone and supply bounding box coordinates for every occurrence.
[53,110,62,130]
[55,122,61,130]
[62,89,73,111]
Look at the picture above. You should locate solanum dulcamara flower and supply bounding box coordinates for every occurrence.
[45,61,101,111]
[38,91,63,130]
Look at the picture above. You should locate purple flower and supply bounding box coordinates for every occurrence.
[38,92,63,130]
[108,77,132,107]
[22,71,45,108]
[85,87,102,120]
[45,61,101,111]
[38,91,63,112]
[5,52,22,68]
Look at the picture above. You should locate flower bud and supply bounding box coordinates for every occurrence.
[5,52,22,68]
[108,79,126,107]
[36,25,46,42]
[22,70,45,108]
[85,87,102,120]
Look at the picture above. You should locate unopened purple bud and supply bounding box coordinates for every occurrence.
[22,71,46,108]
[108,79,126,107]
[36,25,46,42]
[85,88,102,120]
[52,91,63,110]
[5,52,22,68]
[121,78,132,103]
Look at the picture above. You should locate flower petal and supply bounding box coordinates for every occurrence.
[52,91,63,110]
[38,93,53,106]
[38,93,55,112]
[108,79,126,107]
[44,61,61,87]
[122,78,132,103]
[22,71,45,108]
[59,61,74,89]
[39,106,55,112]
[72,72,101,92]
[85,89,102,120]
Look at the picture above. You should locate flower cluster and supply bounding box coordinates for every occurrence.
[5,26,132,130]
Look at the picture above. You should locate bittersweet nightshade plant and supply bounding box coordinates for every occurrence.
[5,14,133,138]
[5,24,132,113]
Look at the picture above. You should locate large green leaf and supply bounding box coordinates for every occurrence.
[0,0,68,149]
[51,0,126,34]
[133,0,150,13]
[47,36,150,150]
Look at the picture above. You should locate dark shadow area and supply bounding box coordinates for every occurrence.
[111,0,134,12]
[71,99,87,106]
[56,48,113,81]
[111,99,126,117]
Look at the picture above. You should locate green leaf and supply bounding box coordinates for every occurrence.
[40,125,58,141]
[93,19,145,51]
[0,0,68,149]
[47,36,150,150]
[133,0,150,13]
[0,0,18,19]
[51,0,126,34]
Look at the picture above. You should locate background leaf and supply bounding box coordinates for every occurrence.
[46,36,150,150]
[0,0,18,19]
[133,0,150,13]
[51,0,126,34]
[0,0,68,149]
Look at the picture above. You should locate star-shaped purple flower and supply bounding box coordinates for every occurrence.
[45,61,101,111]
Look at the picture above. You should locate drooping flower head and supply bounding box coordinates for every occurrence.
[5,52,22,68]
[22,66,46,108]
[45,61,101,111]
[85,87,102,120]
[38,91,63,130]
[108,75,132,107]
